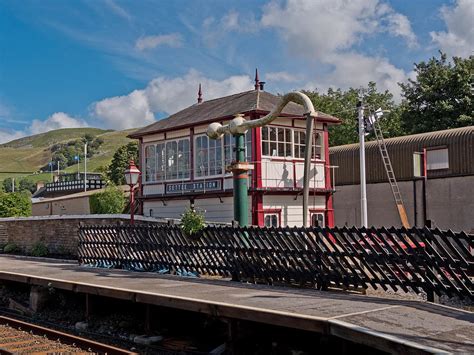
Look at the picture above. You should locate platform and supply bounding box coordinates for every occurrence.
[0,256,472,354]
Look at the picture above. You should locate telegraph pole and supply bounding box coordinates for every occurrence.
[358,94,368,227]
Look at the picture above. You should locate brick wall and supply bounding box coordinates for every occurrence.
[0,214,164,257]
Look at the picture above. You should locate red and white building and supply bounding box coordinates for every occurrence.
[129,77,341,227]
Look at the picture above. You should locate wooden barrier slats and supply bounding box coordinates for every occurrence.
[77,225,473,299]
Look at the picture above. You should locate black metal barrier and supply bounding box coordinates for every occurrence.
[78,225,473,299]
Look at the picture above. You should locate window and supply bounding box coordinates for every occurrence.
[195,135,223,177]
[311,212,325,227]
[294,131,323,159]
[144,138,190,182]
[145,145,156,182]
[262,126,292,157]
[426,148,449,170]
[224,130,252,168]
[264,213,279,227]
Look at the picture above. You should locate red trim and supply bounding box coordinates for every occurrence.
[423,147,427,178]
[262,208,282,227]
[324,129,334,227]
[251,113,264,226]
[190,127,195,182]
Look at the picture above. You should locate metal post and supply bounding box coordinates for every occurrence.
[233,134,248,226]
[358,97,368,227]
[11,178,15,193]
[130,184,135,225]
[84,142,88,192]
[302,114,314,227]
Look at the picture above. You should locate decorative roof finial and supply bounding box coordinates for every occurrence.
[197,83,203,104]
[254,68,260,91]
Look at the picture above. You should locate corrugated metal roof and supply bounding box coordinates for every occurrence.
[130,90,340,138]
[329,126,474,185]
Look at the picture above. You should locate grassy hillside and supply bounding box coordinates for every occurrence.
[0,128,136,183]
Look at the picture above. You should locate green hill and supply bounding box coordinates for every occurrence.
[0,127,136,183]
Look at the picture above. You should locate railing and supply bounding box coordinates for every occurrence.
[46,179,105,192]
[78,225,473,299]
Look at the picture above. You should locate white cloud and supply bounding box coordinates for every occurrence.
[135,33,183,51]
[260,0,416,100]
[29,112,88,135]
[103,0,131,21]
[309,52,407,98]
[0,129,25,144]
[93,70,253,129]
[385,12,418,48]
[202,10,259,46]
[430,0,474,57]
[93,90,155,130]
[0,112,88,144]
[266,71,300,83]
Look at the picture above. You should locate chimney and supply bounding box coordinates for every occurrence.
[254,68,260,90]
[259,81,265,91]
[197,83,203,104]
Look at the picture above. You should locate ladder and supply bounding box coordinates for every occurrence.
[371,115,410,228]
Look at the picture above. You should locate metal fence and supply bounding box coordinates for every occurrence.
[78,225,473,299]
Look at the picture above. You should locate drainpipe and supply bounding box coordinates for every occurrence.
[207,91,318,227]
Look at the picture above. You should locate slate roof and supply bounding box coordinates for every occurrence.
[129,90,340,138]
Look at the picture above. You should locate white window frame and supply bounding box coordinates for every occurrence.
[426,147,449,171]
[261,126,324,161]
[310,212,325,227]
[143,138,190,183]
[264,213,280,227]
[294,129,323,161]
[194,134,225,179]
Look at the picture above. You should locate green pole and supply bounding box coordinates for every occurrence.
[233,133,248,226]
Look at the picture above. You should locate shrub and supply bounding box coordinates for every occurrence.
[31,242,48,257]
[89,186,126,214]
[3,243,19,254]
[0,192,31,217]
[181,208,205,238]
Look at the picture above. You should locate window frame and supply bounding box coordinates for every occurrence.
[310,210,325,227]
[261,126,325,161]
[425,146,449,171]
[143,137,191,184]
[263,208,281,227]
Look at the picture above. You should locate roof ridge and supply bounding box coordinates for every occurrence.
[256,89,260,111]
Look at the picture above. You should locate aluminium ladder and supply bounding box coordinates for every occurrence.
[371,115,410,228]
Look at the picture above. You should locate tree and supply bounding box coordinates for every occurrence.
[89,186,126,214]
[18,178,36,194]
[107,142,139,185]
[0,192,31,217]
[2,178,18,193]
[304,82,403,146]
[400,52,473,134]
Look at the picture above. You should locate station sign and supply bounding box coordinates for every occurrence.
[165,180,221,194]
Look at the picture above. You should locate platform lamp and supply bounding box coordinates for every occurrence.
[124,160,141,225]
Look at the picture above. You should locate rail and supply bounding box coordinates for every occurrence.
[78,225,473,299]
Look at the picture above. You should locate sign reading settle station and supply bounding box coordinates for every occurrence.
[165,180,221,194]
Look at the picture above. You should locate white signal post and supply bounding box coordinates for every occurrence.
[358,96,368,227]
[84,142,88,192]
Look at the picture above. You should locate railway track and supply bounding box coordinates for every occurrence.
[0,316,136,354]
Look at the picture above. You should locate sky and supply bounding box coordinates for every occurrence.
[0,0,472,143]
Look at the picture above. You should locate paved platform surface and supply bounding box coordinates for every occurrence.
[0,256,472,354]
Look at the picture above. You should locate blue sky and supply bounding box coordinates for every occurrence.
[0,0,472,143]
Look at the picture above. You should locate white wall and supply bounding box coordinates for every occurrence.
[261,160,325,189]
[144,196,252,224]
[263,195,326,227]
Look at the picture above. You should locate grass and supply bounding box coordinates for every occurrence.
[0,127,136,183]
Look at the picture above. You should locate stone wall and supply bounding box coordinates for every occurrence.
[0,214,164,257]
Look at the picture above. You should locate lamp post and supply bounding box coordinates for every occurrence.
[124,160,141,225]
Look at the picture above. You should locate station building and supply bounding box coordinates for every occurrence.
[129,77,341,227]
